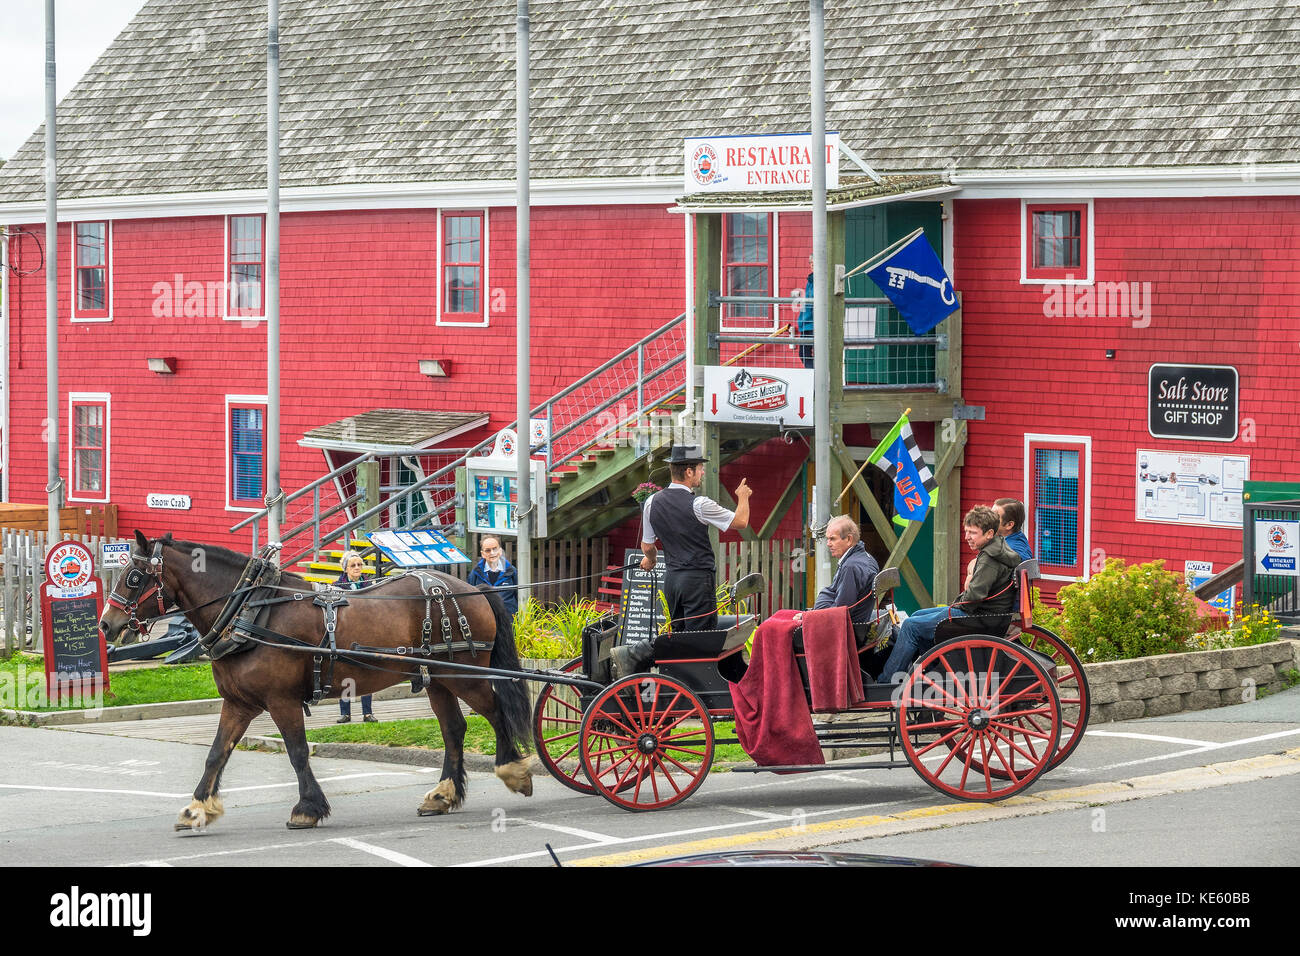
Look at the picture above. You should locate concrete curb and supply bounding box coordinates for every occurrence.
[0,681,426,727]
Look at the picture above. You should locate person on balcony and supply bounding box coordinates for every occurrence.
[611,445,752,679]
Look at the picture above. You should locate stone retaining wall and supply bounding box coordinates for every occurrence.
[1084,638,1300,723]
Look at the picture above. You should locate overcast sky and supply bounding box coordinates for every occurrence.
[1,0,151,161]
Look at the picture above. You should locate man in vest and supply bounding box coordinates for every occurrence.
[611,444,752,679]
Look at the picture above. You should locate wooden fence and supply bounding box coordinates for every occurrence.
[0,529,130,657]
[720,538,810,618]
[0,504,118,537]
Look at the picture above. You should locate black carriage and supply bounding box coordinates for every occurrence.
[532,560,1090,811]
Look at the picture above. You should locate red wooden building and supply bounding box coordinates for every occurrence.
[0,0,1295,605]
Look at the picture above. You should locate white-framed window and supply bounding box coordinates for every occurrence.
[225,214,266,320]
[71,221,112,321]
[436,209,490,327]
[721,212,779,332]
[68,393,110,502]
[226,394,268,511]
[1019,199,1094,285]
[1023,433,1092,582]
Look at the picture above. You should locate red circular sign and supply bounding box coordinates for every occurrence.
[46,541,95,589]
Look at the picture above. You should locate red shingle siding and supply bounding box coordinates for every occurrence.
[955,196,1300,593]
[4,205,685,542]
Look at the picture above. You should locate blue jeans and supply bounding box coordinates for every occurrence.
[339,694,372,717]
[876,606,967,684]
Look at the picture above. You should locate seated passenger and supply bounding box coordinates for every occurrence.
[964,497,1032,586]
[812,515,879,625]
[876,505,1020,683]
[994,498,1032,561]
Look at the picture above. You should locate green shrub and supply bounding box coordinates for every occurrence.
[1057,558,1198,662]
[512,596,608,659]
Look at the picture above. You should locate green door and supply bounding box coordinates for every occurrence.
[844,201,944,611]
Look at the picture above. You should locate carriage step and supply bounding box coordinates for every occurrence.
[730,761,912,773]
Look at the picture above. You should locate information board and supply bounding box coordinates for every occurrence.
[39,578,108,699]
[1135,449,1248,529]
[367,529,469,567]
[619,548,665,648]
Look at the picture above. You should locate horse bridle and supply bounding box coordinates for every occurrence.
[105,541,170,637]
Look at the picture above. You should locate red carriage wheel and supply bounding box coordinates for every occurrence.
[897,637,1060,802]
[532,657,598,794]
[1014,627,1090,770]
[579,674,714,812]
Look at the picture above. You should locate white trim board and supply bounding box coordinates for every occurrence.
[1022,432,1093,583]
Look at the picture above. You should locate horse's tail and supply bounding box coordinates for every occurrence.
[484,588,533,755]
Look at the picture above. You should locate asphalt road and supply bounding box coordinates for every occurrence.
[1,685,1297,869]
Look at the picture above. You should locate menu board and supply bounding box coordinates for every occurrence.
[1135,449,1248,529]
[618,548,666,648]
[39,579,108,698]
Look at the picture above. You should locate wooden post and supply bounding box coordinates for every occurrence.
[933,297,963,603]
[693,213,724,568]
[354,459,381,534]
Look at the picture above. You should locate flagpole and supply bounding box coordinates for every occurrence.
[834,407,910,505]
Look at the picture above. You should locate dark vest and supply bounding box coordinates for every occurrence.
[650,487,715,573]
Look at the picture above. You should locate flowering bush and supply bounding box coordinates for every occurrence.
[632,482,661,505]
[1057,558,1199,662]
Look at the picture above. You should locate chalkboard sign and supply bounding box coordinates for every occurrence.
[619,548,665,648]
[40,579,108,698]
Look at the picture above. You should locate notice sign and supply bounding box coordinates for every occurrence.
[1135,449,1248,529]
[1184,560,1236,620]
[702,365,813,425]
[1148,364,1238,441]
[684,132,840,194]
[1254,520,1300,577]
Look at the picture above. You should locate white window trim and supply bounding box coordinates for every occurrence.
[67,392,111,503]
[720,212,779,333]
[1019,198,1094,286]
[225,394,269,513]
[1022,432,1093,582]
[223,215,267,322]
[70,221,113,322]
[436,208,490,327]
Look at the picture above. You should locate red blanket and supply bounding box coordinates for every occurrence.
[801,605,864,712]
[728,609,823,768]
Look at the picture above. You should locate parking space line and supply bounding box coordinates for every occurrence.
[1087,731,1218,747]
[1090,727,1300,772]
[332,837,431,867]
[506,818,618,842]
[0,783,188,799]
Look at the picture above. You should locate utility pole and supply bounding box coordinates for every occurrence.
[515,0,532,591]
[265,0,283,555]
[44,0,63,542]
[810,0,831,593]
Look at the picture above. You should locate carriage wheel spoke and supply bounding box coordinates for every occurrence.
[931,728,975,775]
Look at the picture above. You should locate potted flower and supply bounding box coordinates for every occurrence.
[632,481,661,506]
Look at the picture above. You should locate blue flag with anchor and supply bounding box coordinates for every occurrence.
[866,413,937,526]
[859,227,958,335]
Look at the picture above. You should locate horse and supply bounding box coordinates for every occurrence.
[98,532,534,830]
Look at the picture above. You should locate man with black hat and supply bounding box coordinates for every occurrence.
[611,444,752,679]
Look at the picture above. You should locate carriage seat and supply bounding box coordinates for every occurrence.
[932,559,1040,643]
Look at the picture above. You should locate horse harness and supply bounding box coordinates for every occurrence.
[197,553,491,706]
[105,540,169,638]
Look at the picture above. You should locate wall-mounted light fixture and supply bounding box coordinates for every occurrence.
[147,357,176,374]
[419,359,450,378]
[1105,349,1116,360]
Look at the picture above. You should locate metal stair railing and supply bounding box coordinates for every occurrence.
[231,312,689,563]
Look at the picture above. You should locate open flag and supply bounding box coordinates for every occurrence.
[866,413,937,526]
[858,227,958,335]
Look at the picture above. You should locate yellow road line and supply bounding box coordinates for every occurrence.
[571,747,1300,867]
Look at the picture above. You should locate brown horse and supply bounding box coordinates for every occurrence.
[98,532,534,830]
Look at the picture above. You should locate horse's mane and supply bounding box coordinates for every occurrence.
[167,537,313,588]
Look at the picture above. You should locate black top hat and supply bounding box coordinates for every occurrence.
[665,444,709,465]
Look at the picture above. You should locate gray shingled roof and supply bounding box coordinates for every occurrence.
[2,0,1297,202]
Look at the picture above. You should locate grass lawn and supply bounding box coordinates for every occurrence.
[303,714,749,763]
[0,652,218,711]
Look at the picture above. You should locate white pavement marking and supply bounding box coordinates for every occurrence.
[505,818,618,843]
[721,807,788,820]
[0,783,189,799]
[331,837,432,867]
[221,771,416,794]
[1086,730,1218,747]
[1088,727,1300,772]
[454,801,896,867]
